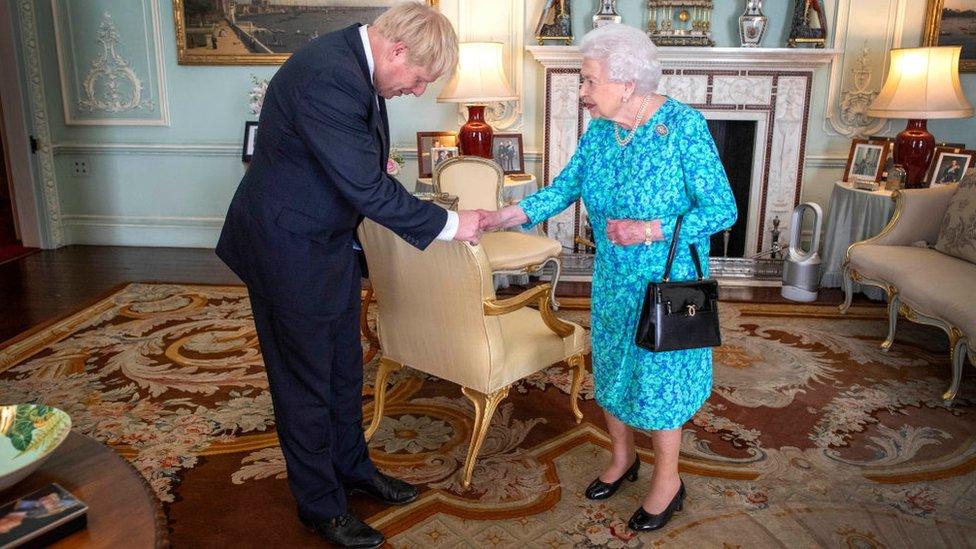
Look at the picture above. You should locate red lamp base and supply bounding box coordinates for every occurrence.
[894,119,935,188]
[459,105,493,158]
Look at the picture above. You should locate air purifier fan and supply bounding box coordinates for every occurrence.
[781,202,823,302]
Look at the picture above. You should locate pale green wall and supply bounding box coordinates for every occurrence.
[11,0,976,248]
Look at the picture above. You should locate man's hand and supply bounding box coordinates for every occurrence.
[454,210,484,244]
[480,206,529,232]
[606,219,663,246]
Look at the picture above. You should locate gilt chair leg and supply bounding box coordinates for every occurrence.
[567,353,586,424]
[459,385,510,488]
[365,357,403,440]
[881,294,900,352]
[546,257,563,311]
[839,264,854,314]
[943,334,966,405]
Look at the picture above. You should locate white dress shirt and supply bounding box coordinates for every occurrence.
[358,25,458,240]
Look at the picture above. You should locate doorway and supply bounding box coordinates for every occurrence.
[0,98,20,247]
[0,116,17,247]
[0,91,36,263]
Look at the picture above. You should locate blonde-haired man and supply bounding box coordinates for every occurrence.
[217,4,471,547]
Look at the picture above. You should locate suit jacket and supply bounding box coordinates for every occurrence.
[216,25,447,314]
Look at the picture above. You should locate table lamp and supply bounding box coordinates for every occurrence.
[437,42,517,158]
[866,46,973,188]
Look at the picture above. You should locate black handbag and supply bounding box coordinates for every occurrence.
[635,216,722,352]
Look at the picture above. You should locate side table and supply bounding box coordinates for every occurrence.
[820,181,896,301]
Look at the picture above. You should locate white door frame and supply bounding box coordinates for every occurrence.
[0,2,43,248]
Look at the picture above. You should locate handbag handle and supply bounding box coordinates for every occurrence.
[689,244,704,280]
[661,215,683,282]
[661,215,706,282]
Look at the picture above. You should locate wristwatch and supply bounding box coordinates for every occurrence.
[644,222,654,245]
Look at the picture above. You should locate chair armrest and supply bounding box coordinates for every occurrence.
[846,185,955,264]
[483,283,575,338]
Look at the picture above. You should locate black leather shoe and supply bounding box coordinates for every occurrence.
[347,471,419,505]
[299,512,384,548]
[584,454,640,500]
[627,479,685,532]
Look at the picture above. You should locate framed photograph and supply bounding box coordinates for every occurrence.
[867,135,897,179]
[0,483,87,548]
[173,0,439,65]
[416,131,458,178]
[923,0,975,72]
[242,121,258,163]
[927,147,976,186]
[491,133,525,174]
[844,139,890,183]
[430,146,459,172]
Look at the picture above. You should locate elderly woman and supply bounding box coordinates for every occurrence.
[482,24,736,532]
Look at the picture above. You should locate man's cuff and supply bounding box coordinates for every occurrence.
[434,210,459,240]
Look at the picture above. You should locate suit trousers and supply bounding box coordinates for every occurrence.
[248,286,376,521]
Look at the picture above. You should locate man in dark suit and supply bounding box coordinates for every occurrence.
[216,5,478,547]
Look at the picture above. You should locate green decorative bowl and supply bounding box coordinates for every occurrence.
[0,404,72,492]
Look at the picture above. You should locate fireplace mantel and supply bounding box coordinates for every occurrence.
[527,46,841,258]
[527,46,841,69]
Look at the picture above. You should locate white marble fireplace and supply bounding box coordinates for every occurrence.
[527,47,838,259]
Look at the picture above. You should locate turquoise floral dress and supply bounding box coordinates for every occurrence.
[519,98,737,430]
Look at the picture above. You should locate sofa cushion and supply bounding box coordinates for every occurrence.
[851,244,976,340]
[849,245,937,288]
[935,168,976,264]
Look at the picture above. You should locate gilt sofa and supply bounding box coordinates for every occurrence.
[840,170,976,403]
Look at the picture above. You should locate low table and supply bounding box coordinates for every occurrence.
[0,431,166,548]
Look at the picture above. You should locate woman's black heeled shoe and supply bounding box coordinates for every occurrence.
[584,454,640,500]
[627,479,685,532]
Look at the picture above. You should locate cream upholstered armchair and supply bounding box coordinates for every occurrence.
[357,218,588,487]
[433,156,563,308]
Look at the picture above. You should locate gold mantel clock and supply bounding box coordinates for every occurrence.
[647,0,715,47]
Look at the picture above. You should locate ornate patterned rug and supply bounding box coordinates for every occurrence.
[1,283,974,547]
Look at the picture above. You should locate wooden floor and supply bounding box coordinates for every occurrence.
[0,246,875,344]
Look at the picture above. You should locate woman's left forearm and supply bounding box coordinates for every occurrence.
[605,219,664,246]
[482,205,528,231]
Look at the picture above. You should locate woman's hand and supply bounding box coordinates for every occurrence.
[606,219,663,246]
[481,205,529,232]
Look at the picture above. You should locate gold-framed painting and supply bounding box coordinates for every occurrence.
[923,0,975,72]
[174,0,440,65]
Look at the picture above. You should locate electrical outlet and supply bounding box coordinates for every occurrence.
[72,159,90,177]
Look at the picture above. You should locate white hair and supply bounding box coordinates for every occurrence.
[579,24,661,95]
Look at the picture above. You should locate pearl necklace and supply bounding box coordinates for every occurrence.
[614,95,651,147]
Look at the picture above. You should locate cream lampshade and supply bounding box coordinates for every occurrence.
[866,46,973,187]
[437,42,517,158]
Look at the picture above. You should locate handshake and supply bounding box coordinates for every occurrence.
[452,206,528,244]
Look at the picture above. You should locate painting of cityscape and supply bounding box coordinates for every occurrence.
[925,0,975,71]
[174,0,437,65]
